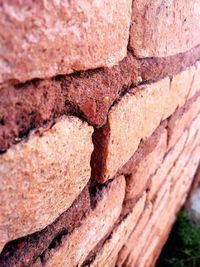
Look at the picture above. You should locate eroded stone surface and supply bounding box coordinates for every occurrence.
[92,78,170,182]
[130,0,200,57]
[0,186,91,267]
[1,55,200,152]
[167,92,200,150]
[163,66,196,120]
[88,193,146,267]
[116,203,152,267]
[126,129,167,204]
[116,124,200,267]
[92,65,200,182]
[0,0,132,85]
[43,176,125,267]
[0,116,93,252]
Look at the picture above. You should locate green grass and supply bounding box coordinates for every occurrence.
[156,210,200,267]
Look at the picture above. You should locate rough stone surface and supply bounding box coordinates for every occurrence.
[0,92,199,266]
[163,66,196,120]
[167,92,200,149]
[92,64,200,182]
[42,176,125,267]
[117,138,200,267]
[136,119,200,267]
[91,78,170,182]
[139,146,200,267]
[115,110,200,267]
[122,126,167,214]
[188,61,200,99]
[139,49,200,83]
[88,193,146,267]
[0,186,91,267]
[1,54,200,152]
[130,0,200,57]
[116,203,152,267]
[0,0,132,85]
[0,116,93,252]
[148,130,188,202]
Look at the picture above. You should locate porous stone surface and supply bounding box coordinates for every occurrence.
[116,117,200,267]
[0,0,132,85]
[117,203,153,267]
[140,148,200,267]
[88,193,146,267]
[0,186,91,267]
[91,78,170,182]
[126,127,167,204]
[43,176,125,267]
[163,66,196,120]
[188,61,200,99]
[0,99,199,266]
[148,130,188,202]
[0,116,93,252]
[167,91,200,149]
[92,65,200,182]
[130,0,200,57]
[1,55,200,152]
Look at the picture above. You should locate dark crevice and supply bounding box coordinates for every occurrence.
[48,229,68,250]
[90,120,111,183]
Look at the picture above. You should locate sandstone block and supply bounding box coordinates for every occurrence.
[167,93,200,150]
[92,65,199,183]
[92,78,170,182]
[188,61,200,99]
[0,116,93,252]
[1,53,200,153]
[125,127,167,203]
[137,145,200,267]
[135,120,200,267]
[89,193,146,267]
[148,130,188,202]
[163,66,196,120]
[131,186,170,267]
[130,0,200,57]
[0,186,91,267]
[0,0,132,85]
[172,118,200,187]
[43,176,126,267]
[116,203,152,267]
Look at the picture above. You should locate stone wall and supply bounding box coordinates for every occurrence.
[0,1,200,267]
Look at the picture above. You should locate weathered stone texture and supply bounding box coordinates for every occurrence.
[116,113,200,267]
[88,193,146,267]
[0,0,132,85]
[148,130,188,202]
[188,61,200,99]
[0,116,93,252]
[117,203,153,267]
[43,176,125,267]
[0,186,91,267]
[124,126,167,208]
[163,66,196,120]
[139,147,200,267]
[130,0,200,57]
[1,57,200,153]
[0,97,199,266]
[167,92,200,150]
[92,78,170,182]
[92,64,200,182]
